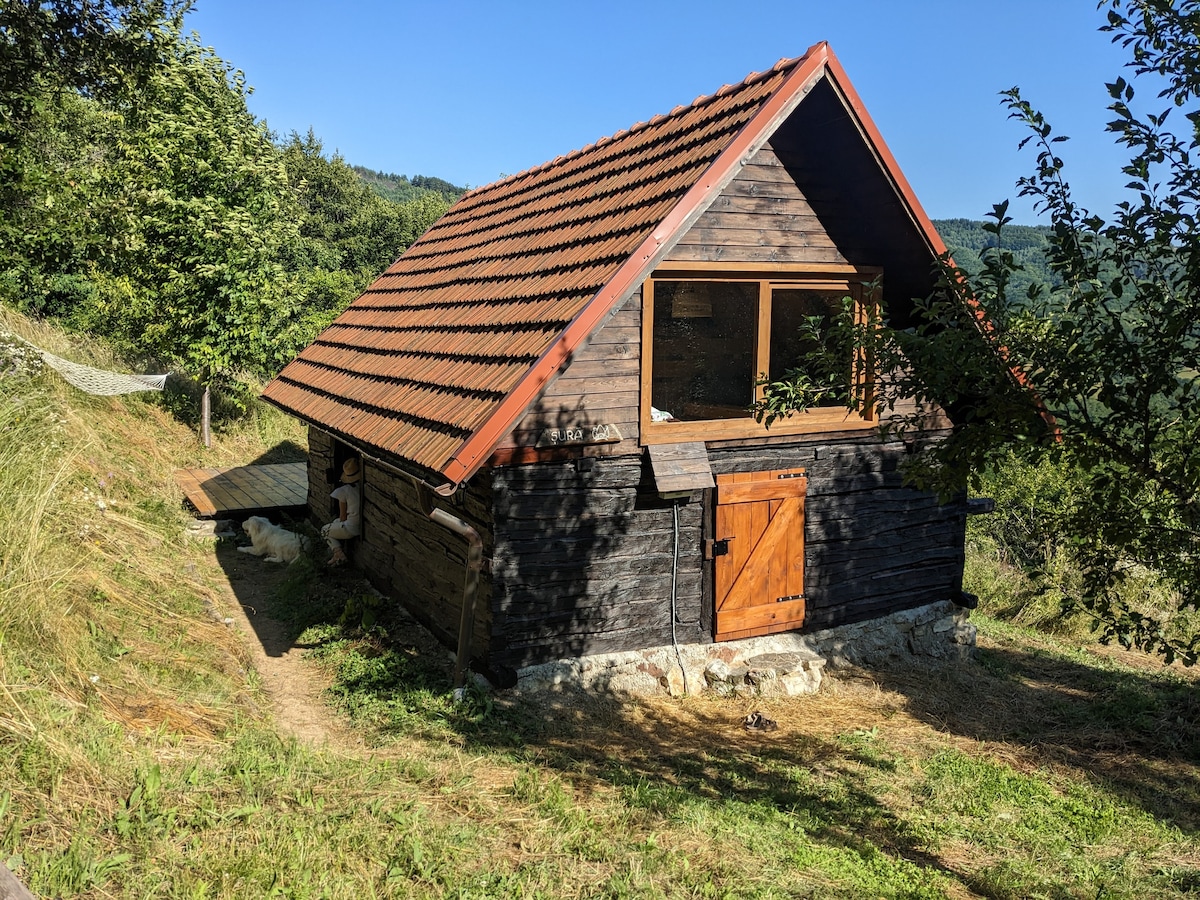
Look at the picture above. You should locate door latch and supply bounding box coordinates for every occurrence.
[704,538,732,559]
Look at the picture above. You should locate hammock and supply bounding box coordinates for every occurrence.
[2,331,168,395]
[39,350,168,395]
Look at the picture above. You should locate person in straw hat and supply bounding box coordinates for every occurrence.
[322,458,362,566]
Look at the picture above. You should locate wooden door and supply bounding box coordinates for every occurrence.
[713,467,807,641]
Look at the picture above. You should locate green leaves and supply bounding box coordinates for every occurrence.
[0,4,459,405]
[751,303,857,426]
[892,0,1200,663]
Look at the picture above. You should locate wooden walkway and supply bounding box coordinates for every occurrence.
[174,463,308,518]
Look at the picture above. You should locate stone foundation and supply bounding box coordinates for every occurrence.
[513,600,976,697]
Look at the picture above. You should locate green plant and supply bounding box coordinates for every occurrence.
[338,592,383,632]
[759,1,1200,665]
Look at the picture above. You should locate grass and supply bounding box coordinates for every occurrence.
[0,306,1198,898]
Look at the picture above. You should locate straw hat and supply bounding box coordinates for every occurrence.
[340,458,361,483]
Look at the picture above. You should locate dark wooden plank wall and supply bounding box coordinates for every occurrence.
[357,462,494,658]
[307,428,338,518]
[308,428,496,660]
[664,146,853,267]
[497,293,644,456]
[707,441,967,633]
[487,435,964,668]
[489,455,705,670]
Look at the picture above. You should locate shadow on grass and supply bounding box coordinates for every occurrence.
[320,587,1200,834]
[245,590,1002,893]
[859,639,1200,831]
[212,551,1199,897]
[472,693,986,890]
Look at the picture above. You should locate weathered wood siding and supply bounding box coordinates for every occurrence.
[307,428,337,517]
[497,90,952,465]
[497,291,644,456]
[489,455,705,670]
[664,145,851,267]
[486,433,965,670]
[707,440,967,632]
[356,463,494,660]
[308,427,495,662]
[661,135,946,429]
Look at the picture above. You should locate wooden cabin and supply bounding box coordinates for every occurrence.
[262,43,974,685]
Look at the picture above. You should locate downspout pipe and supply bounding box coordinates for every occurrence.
[399,470,482,690]
[427,506,483,689]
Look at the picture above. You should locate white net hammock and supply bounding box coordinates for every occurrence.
[2,331,168,395]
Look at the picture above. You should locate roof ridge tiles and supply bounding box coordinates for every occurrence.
[440,100,757,219]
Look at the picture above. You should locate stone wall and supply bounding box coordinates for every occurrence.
[513,599,977,698]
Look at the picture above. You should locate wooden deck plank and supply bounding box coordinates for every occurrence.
[174,462,308,518]
[199,468,258,511]
[218,471,270,507]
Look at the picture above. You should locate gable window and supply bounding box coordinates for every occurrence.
[640,269,879,443]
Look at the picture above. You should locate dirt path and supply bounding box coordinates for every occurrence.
[207,540,367,750]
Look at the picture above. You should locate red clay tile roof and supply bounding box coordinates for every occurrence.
[261,42,949,489]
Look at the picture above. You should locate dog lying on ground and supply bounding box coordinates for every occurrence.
[238,516,309,564]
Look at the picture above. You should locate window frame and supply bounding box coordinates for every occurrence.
[639,265,881,445]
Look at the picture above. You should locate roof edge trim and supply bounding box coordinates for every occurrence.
[437,43,836,487]
[820,49,950,261]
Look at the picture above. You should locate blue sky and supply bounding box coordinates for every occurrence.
[186,1,1140,224]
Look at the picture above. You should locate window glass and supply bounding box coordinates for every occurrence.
[651,281,758,421]
[768,288,853,407]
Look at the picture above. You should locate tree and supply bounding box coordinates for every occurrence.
[0,19,311,416]
[0,1,189,315]
[276,131,454,349]
[761,0,1200,664]
[92,27,301,391]
[0,0,189,148]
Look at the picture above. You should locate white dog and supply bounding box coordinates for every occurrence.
[238,516,309,564]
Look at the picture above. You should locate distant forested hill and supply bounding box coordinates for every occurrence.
[932,218,1056,297]
[354,167,466,205]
